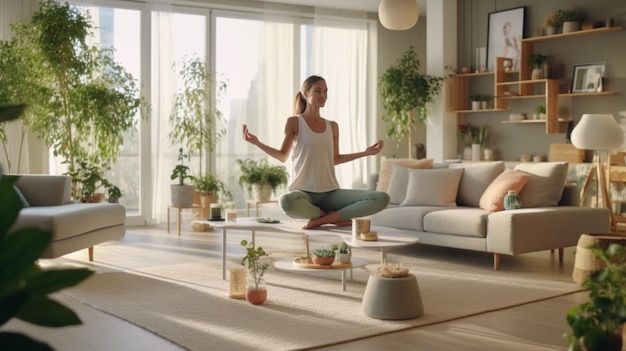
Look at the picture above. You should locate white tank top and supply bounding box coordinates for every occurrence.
[288,115,340,192]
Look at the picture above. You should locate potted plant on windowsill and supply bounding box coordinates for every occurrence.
[564,243,626,351]
[171,148,194,207]
[240,239,269,305]
[236,158,288,201]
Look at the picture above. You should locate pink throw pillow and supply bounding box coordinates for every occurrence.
[479,169,529,212]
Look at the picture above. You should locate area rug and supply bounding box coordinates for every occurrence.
[63,249,582,351]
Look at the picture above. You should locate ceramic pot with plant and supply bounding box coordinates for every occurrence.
[565,243,626,351]
[337,242,351,264]
[470,95,482,110]
[236,158,288,201]
[536,105,547,120]
[240,239,269,305]
[529,54,547,80]
[191,173,231,218]
[171,148,195,207]
[312,247,336,265]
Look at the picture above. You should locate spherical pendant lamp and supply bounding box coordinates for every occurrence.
[378,0,419,30]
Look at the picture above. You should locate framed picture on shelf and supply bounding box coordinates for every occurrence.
[571,62,606,93]
[486,7,525,72]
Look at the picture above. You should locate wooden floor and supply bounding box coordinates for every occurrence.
[5,223,624,351]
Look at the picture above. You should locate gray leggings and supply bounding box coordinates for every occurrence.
[279,189,390,221]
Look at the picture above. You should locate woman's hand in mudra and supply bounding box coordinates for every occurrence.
[365,140,384,156]
[242,124,258,144]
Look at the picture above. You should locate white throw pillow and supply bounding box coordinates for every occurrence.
[400,168,464,207]
[514,162,569,208]
[376,158,434,192]
[387,165,411,205]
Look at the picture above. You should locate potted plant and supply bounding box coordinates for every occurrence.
[236,158,289,201]
[543,11,559,35]
[191,172,231,218]
[337,242,351,264]
[171,148,195,207]
[240,239,269,305]
[311,247,336,265]
[564,243,626,351]
[529,54,547,79]
[102,179,122,204]
[536,105,547,120]
[469,95,482,110]
[379,46,450,157]
[4,0,147,199]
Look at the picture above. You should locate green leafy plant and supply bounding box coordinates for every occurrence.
[169,54,227,180]
[545,9,583,30]
[0,104,94,350]
[529,54,547,68]
[312,247,336,258]
[469,94,482,102]
[171,148,192,186]
[236,158,288,195]
[379,46,451,157]
[564,243,626,351]
[102,180,122,201]
[457,124,488,146]
[536,105,546,114]
[191,172,231,199]
[240,239,269,290]
[2,0,148,198]
[338,242,350,254]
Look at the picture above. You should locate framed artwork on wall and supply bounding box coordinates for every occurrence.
[571,62,606,93]
[486,7,526,72]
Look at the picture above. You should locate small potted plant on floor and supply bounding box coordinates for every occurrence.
[311,247,336,265]
[241,239,270,305]
[171,148,194,207]
[564,243,626,351]
[103,180,122,203]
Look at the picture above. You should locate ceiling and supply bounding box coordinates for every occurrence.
[255,0,427,15]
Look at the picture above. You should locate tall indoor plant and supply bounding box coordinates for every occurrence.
[4,0,147,200]
[379,46,449,158]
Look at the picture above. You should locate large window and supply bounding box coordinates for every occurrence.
[66,2,373,223]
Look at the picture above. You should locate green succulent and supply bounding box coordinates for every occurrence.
[312,247,336,258]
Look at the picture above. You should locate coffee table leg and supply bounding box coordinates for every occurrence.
[222,228,227,280]
[341,270,346,291]
[381,247,388,264]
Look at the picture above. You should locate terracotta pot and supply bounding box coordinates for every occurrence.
[246,288,267,305]
[312,256,335,265]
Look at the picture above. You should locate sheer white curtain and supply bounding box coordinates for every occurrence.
[150,11,206,223]
[312,9,369,188]
[0,0,39,174]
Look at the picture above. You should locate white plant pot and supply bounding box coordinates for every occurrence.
[471,101,481,110]
[255,184,273,202]
[171,184,195,207]
[562,21,580,33]
[545,27,557,35]
[338,252,352,264]
[531,67,543,80]
[471,144,481,161]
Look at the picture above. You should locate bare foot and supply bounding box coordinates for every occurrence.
[302,212,347,229]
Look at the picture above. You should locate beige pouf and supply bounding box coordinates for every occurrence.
[361,273,424,320]
[573,233,626,285]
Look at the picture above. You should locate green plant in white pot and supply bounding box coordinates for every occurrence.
[236,158,288,201]
[170,148,194,207]
[379,46,450,157]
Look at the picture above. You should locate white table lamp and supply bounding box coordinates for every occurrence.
[570,113,625,232]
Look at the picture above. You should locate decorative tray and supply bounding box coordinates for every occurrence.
[256,217,280,224]
[292,257,352,269]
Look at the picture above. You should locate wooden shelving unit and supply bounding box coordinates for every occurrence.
[452,26,623,134]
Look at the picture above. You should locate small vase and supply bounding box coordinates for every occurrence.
[531,67,543,80]
[463,146,472,160]
[471,101,481,110]
[504,190,521,210]
[471,144,481,161]
[246,275,267,305]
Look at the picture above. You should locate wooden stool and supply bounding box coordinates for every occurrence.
[573,233,626,285]
[361,273,424,320]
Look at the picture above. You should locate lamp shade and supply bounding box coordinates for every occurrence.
[378,0,419,30]
[570,114,625,150]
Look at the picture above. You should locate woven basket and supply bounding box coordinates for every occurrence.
[572,233,626,285]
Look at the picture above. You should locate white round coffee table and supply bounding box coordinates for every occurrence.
[274,257,369,291]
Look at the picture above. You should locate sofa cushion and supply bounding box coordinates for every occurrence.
[479,169,529,212]
[376,158,433,192]
[400,168,464,207]
[449,161,505,207]
[387,165,410,205]
[11,203,125,241]
[514,162,568,208]
[423,208,490,238]
[370,206,447,232]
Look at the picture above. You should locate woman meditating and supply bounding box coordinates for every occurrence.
[242,75,389,229]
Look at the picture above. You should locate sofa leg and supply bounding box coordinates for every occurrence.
[88,247,94,261]
[493,253,500,270]
[558,248,564,264]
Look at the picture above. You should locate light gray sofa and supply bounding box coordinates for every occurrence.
[10,174,125,261]
[368,160,611,269]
